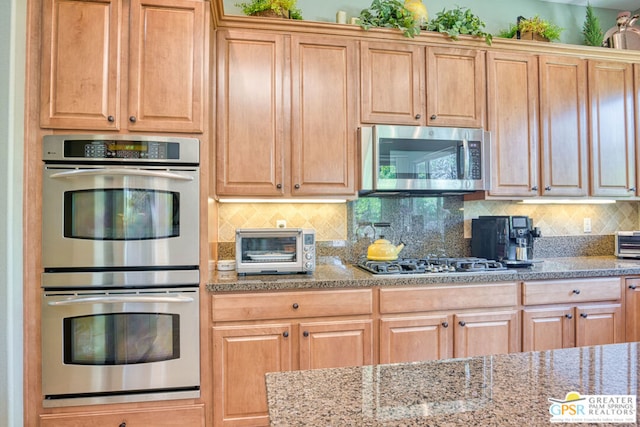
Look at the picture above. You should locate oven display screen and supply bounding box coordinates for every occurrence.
[64,313,180,365]
[64,189,179,240]
[63,140,180,160]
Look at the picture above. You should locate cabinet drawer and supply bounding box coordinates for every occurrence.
[379,282,518,314]
[211,289,373,321]
[522,278,621,306]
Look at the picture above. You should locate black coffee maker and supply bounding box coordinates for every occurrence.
[471,215,541,267]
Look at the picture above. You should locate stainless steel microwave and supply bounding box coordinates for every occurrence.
[235,228,316,275]
[359,125,490,196]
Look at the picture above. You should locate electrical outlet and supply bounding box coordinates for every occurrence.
[583,218,592,233]
[276,219,287,228]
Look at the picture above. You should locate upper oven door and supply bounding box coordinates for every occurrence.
[42,164,199,270]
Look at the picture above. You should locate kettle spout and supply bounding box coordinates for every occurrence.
[395,243,405,255]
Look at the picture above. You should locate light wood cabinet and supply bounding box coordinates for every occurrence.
[625,278,640,342]
[379,283,519,364]
[216,29,357,197]
[486,51,539,197]
[522,278,624,352]
[360,42,485,127]
[39,404,205,427]
[210,289,373,427]
[40,0,205,132]
[588,60,635,197]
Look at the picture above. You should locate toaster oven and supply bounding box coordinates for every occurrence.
[615,231,640,258]
[235,228,316,275]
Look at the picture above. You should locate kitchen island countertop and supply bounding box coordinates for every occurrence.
[266,342,639,426]
[207,256,640,292]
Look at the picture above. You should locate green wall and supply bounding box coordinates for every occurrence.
[225,0,622,45]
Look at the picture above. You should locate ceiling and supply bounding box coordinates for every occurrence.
[538,0,639,10]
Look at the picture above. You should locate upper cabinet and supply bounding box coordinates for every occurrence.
[40,0,206,133]
[588,60,636,197]
[216,29,357,198]
[360,42,485,128]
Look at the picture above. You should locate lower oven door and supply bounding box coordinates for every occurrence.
[41,287,200,406]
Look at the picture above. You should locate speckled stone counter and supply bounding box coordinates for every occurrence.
[266,342,639,426]
[207,256,640,292]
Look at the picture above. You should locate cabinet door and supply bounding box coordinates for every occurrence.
[40,405,205,427]
[298,319,373,370]
[575,303,624,347]
[212,324,292,427]
[379,315,453,364]
[588,60,635,197]
[216,30,285,196]
[426,47,485,128]
[522,306,574,351]
[486,52,539,197]
[290,35,357,196]
[40,0,121,130]
[539,55,589,197]
[626,279,640,342]
[360,41,424,124]
[454,310,519,358]
[128,0,205,133]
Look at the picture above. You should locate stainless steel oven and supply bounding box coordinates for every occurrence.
[41,135,201,406]
[41,283,200,407]
[42,134,199,270]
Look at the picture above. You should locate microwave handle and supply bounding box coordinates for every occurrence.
[47,294,195,306]
[48,168,194,181]
[460,138,471,179]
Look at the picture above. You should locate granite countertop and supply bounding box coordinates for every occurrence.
[207,256,640,292]
[266,342,639,426]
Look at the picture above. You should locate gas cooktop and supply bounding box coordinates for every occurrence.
[357,257,507,275]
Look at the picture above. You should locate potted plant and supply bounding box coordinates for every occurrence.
[357,0,421,38]
[426,6,492,45]
[235,0,303,20]
[498,15,563,42]
[583,3,604,46]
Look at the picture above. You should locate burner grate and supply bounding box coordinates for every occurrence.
[357,257,506,275]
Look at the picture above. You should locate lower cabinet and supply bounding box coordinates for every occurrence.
[39,405,205,427]
[210,289,373,427]
[522,278,624,352]
[378,282,520,364]
[625,278,640,342]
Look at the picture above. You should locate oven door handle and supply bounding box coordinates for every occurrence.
[48,168,194,181]
[47,294,195,305]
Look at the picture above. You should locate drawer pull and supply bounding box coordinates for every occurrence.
[120,423,126,427]
[441,321,449,328]
[282,331,289,338]
[292,303,299,309]
[572,289,581,295]
[565,313,573,319]
[415,114,422,120]
[458,321,466,327]
[580,313,588,318]
[630,284,638,290]
[303,331,309,337]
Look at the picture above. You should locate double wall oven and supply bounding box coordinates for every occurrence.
[41,134,201,407]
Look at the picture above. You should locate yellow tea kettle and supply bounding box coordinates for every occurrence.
[367,236,405,261]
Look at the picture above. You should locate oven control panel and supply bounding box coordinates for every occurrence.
[77,140,178,160]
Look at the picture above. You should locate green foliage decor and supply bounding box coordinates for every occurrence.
[497,16,563,41]
[357,0,421,38]
[235,0,303,20]
[583,3,604,46]
[427,6,492,45]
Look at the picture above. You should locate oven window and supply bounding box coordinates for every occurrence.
[63,313,180,365]
[241,236,298,263]
[64,189,179,240]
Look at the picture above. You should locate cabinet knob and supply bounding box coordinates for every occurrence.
[565,313,573,319]
[544,186,551,191]
[294,184,300,190]
[119,423,126,427]
[572,289,581,295]
[629,284,638,290]
[282,331,289,338]
[292,303,299,309]
[531,186,538,191]
[415,114,422,120]
[458,320,466,327]
[276,183,282,189]
[580,313,588,318]
[630,187,637,192]
[441,321,449,328]
[129,116,137,123]
[107,115,115,123]
[303,331,309,337]
[430,114,437,120]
